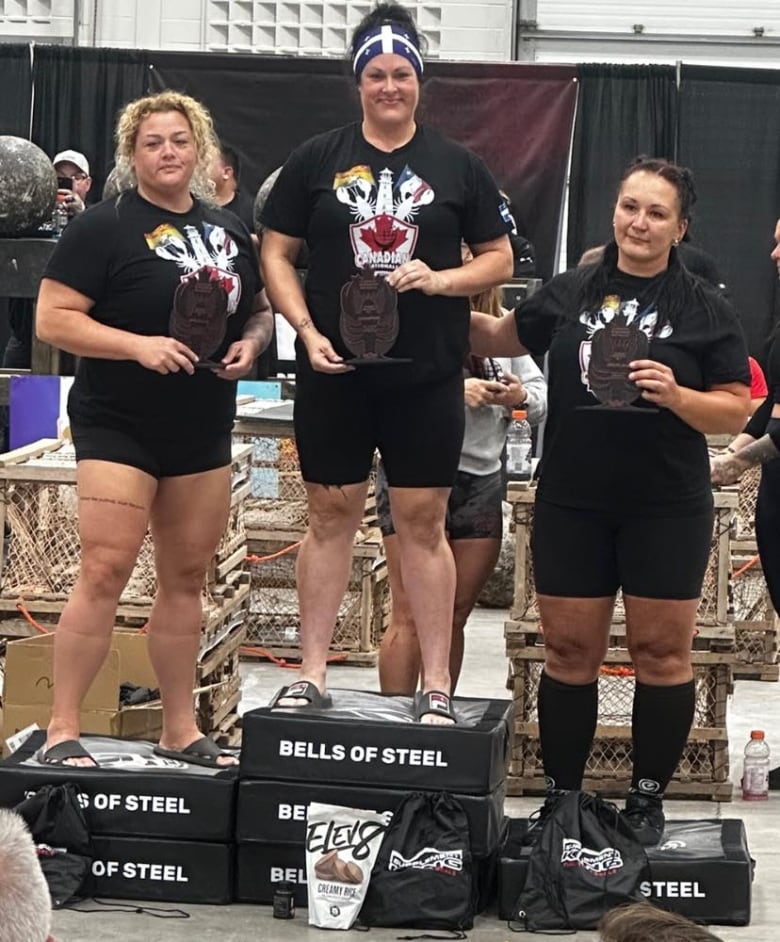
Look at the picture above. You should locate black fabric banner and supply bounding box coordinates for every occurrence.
[148,55,577,281]
[567,63,678,269]
[31,46,148,197]
[0,44,33,138]
[147,52,360,210]
[678,66,780,359]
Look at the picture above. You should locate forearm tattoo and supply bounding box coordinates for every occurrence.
[734,434,780,468]
[297,317,312,332]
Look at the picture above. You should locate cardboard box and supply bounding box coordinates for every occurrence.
[2,630,162,752]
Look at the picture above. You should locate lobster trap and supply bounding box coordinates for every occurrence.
[0,439,252,630]
[504,618,734,801]
[243,530,389,664]
[508,732,732,801]
[507,485,738,626]
[729,549,779,680]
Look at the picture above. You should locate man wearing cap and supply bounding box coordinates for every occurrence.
[52,148,92,217]
[2,149,93,371]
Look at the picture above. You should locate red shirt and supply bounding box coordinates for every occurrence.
[749,356,768,399]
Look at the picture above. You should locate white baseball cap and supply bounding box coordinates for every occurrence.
[52,149,90,176]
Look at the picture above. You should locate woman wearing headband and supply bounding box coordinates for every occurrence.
[261,1,513,723]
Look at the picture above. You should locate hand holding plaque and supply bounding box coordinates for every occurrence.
[585,309,653,411]
[169,267,229,370]
[339,266,411,366]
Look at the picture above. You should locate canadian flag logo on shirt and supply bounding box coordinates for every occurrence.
[333,164,434,274]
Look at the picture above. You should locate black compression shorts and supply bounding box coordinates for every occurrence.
[294,369,465,487]
[376,465,503,540]
[70,422,232,479]
[531,499,714,600]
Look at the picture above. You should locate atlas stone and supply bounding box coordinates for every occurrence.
[0,136,57,236]
[102,163,134,200]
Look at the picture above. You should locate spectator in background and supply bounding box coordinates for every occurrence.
[3,149,92,371]
[0,809,53,942]
[599,902,724,942]
[210,142,256,235]
[748,355,768,413]
[53,148,92,218]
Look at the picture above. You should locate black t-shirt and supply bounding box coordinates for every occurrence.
[223,189,256,232]
[261,122,511,386]
[515,267,750,514]
[43,189,261,435]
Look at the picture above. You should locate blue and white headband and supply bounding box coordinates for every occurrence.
[352,24,424,79]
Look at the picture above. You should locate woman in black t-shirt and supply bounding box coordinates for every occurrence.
[34,91,273,769]
[472,157,750,844]
[260,2,513,722]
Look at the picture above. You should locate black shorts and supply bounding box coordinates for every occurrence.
[531,499,714,600]
[294,370,465,487]
[70,422,232,479]
[377,465,504,540]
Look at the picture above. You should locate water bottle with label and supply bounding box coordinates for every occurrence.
[506,409,533,482]
[741,729,770,800]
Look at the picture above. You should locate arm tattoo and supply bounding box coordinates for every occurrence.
[733,434,780,468]
[297,317,312,332]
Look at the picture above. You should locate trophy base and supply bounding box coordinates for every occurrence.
[576,404,658,413]
[194,360,224,370]
[343,356,413,367]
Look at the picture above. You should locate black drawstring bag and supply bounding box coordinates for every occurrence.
[360,792,474,932]
[14,782,92,908]
[514,791,649,932]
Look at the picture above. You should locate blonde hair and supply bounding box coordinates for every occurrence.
[114,90,218,202]
[471,285,505,319]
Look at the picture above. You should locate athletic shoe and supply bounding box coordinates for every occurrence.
[621,792,665,846]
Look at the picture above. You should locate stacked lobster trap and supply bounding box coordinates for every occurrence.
[504,484,737,801]
[232,401,388,665]
[0,438,252,744]
[727,465,780,681]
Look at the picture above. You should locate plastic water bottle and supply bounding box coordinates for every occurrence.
[506,409,533,482]
[741,730,770,800]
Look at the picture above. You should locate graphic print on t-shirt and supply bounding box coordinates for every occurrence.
[145,222,242,312]
[578,293,672,395]
[146,221,243,359]
[333,163,434,274]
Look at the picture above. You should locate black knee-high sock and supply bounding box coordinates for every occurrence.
[537,670,598,791]
[631,679,696,797]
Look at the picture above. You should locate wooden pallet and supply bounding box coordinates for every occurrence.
[733,663,780,682]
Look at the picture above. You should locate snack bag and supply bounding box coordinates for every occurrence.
[306,801,391,929]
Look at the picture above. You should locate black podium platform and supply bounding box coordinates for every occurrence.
[0,731,237,841]
[240,689,514,793]
[497,818,753,926]
[236,689,513,911]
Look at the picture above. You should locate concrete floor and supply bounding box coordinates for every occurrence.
[51,607,780,941]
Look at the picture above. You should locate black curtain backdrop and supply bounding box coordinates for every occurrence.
[31,46,147,197]
[678,66,780,360]
[0,44,33,138]
[148,55,577,280]
[147,52,359,206]
[423,63,577,281]
[567,63,678,268]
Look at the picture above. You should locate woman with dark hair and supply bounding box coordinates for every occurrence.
[472,157,750,842]
[260,2,513,722]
